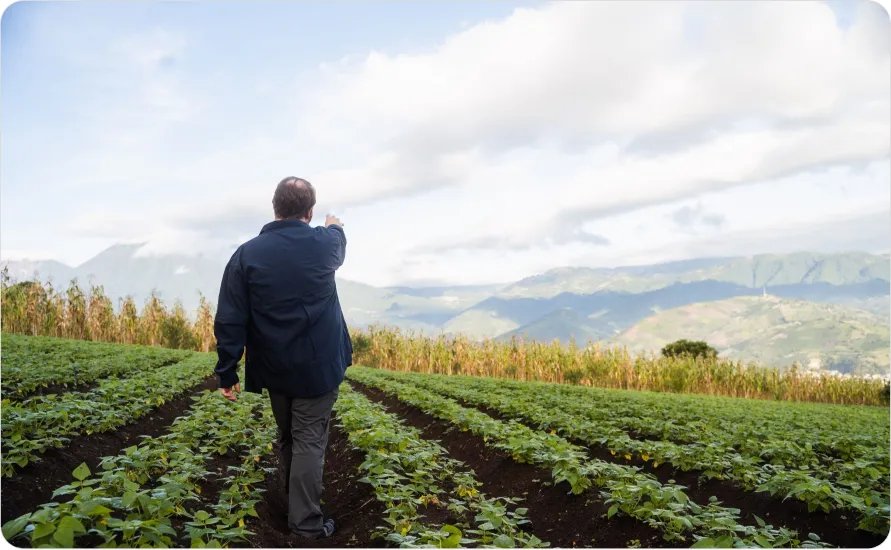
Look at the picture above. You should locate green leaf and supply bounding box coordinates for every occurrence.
[607,505,619,518]
[493,535,515,548]
[440,525,463,549]
[1,513,31,541]
[72,463,91,481]
[58,517,86,535]
[32,523,56,540]
[122,492,138,508]
[53,526,75,548]
[82,504,113,517]
[691,537,714,548]
[753,535,770,548]
[753,514,766,528]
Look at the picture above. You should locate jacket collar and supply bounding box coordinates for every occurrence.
[260,219,310,234]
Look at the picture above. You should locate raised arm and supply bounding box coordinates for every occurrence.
[324,214,347,270]
[214,248,248,396]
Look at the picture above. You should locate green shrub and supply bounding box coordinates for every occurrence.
[160,316,197,350]
[661,339,718,360]
[563,367,585,385]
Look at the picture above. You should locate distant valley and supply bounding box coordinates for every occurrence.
[3,248,889,375]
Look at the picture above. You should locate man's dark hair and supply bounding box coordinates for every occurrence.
[273,177,316,220]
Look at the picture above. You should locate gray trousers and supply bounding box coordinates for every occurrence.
[269,387,339,538]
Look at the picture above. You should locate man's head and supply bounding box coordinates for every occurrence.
[273,177,316,222]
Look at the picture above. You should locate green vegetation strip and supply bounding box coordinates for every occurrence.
[522,376,888,469]
[1,354,214,476]
[1,384,277,548]
[383,370,890,534]
[1,334,193,399]
[348,367,829,548]
[335,383,547,548]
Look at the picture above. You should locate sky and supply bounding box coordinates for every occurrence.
[1,0,889,287]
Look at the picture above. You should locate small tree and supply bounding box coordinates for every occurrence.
[661,339,718,360]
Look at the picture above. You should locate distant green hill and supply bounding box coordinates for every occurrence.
[610,296,890,375]
[498,252,890,298]
[444,278,889,342]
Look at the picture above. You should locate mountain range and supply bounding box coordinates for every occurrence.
[3,247,889,374]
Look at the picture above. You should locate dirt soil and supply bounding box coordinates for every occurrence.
[232,422,386,548]
[352,381,888,549]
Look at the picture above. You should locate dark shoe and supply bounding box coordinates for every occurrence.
[321,519,335,538]
[295,519,335,540]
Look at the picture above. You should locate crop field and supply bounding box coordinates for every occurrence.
[1,334,889,548]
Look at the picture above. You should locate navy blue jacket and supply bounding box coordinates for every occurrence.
[213,219,352,398]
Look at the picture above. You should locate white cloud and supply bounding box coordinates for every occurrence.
[3,0,889,286]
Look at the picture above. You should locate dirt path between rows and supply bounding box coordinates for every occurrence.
[235,421,385,548]
[461,394,887,548]
[352,381,678,549]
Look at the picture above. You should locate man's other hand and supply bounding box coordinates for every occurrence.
[221,382,241,401]
[325,214,343,227]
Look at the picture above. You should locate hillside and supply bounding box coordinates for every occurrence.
[497,308,608,344]
[498,252,890,298]
[443,279,889,342]
[611,296,890,375]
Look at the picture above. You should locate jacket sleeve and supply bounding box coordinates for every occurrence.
[214,249,248,388]
[325,225,347,270]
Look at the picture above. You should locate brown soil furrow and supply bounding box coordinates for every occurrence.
[1,376,217,522]
[239,422,385,548]
[456,398,886,548]
[352,382,678,549]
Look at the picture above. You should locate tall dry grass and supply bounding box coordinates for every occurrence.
[350,327,888,406]
[1,269,886,405]
[0,269,214,351]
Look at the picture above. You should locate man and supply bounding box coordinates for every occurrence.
[213,176,352,540]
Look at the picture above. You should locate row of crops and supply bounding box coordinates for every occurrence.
[2,334,888,547]
[349,369,889,526]
[1,335,548,547]
[347,369,848,548]
[1,335,211,476]
[1,334,192,400]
